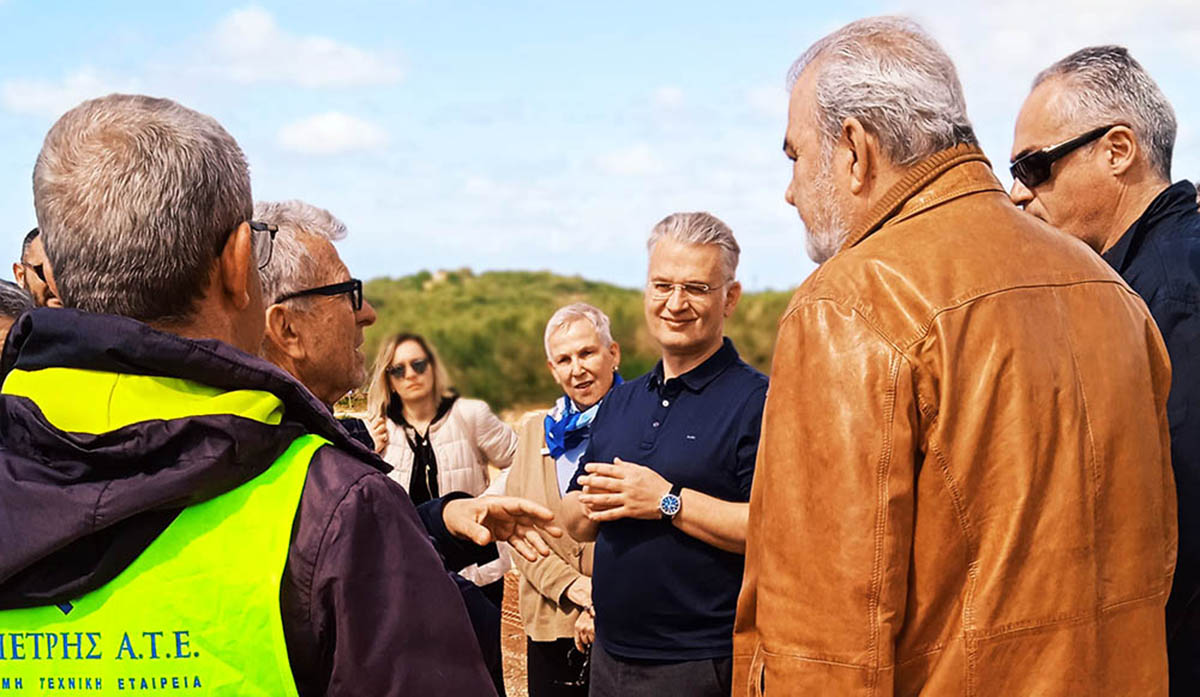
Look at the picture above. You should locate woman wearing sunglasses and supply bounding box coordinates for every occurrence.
[365,331,517,695]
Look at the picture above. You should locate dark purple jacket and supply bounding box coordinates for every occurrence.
[0,309,497,696]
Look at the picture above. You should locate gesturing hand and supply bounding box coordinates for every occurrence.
[442,496,564,561]
[576,458,671,523]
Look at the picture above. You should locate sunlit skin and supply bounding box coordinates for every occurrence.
[644,237,740,380]
[1009,77,1165,253]
[546,318,620,410]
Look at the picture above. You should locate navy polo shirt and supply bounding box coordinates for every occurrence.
[568,337,767,661]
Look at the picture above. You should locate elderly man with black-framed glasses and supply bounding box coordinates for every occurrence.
[255,199,377,411]
[1011,46,1200,695]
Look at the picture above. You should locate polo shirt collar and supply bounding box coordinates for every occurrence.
[647,337,738,393]
[1103,180,1196,273]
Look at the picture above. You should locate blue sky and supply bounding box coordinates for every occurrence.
[2,1,1198,290]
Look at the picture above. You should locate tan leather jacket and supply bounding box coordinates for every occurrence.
[505,410,594,642]
[734,145,1176,696]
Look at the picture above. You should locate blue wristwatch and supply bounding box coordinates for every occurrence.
[659,483,683,520]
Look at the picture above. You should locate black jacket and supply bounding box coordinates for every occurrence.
[1102,180,1200,695]
[0,309,497,696]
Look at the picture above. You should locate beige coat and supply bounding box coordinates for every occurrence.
[505,410,594,642]
[383,397,517,585]
[734,145,1176,696]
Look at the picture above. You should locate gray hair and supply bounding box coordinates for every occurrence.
[543,302,615,358]
[0,281,33,320]
[33,94,252,323]
[646,212,740,280]
[787,16,977,166]
[1033,46,1176,181]
[254,200,348,304]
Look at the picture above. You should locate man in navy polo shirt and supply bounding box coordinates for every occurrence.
[562,211,768,697]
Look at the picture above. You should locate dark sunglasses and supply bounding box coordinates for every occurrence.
[275,278,363,311]
[1009,125,1117,189]
[387,358,429,379]
[248,220,278,270]
[23,262,47,284]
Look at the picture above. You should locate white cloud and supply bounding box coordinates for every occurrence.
[277,112,388,155]
[212,6,403,87]
[1,68,140,117]
[653,86,685,109]
[596,143,664,176]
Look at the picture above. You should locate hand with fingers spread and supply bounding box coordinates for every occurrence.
[442,495,564,561]
[577,457,672,522]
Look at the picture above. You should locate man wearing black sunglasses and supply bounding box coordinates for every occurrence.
[1013,46,1200,694]
[11,227,60,307]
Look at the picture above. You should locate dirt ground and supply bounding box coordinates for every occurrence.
[501,572,530,696]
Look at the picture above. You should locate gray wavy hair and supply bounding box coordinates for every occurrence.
[788,16,977,166]
[33,94,252,323]
[254,200,348,305]
[1033,46,1176,182]
[647,212,740,281]
[543,302,615,358]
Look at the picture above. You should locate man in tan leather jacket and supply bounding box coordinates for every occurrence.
[733,17,1176,696]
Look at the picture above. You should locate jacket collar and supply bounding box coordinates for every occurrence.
[1102,180,1198,273]
[648,337,738,394]
[841,144,1002,253]
[3,307,378,461]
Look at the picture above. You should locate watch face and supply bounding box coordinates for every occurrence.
[659,493,681,517]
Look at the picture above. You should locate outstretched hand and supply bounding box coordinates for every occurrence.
[442,496,564,561]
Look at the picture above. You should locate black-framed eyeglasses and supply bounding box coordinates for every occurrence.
[248,220,277,270]
[1010,125,1117,189]
[387,358,429,379]
[275,278,363,311]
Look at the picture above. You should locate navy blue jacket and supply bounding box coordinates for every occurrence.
[0,309,497,697]
[1102,180,1200,694]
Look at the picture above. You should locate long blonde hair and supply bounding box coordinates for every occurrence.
[366,332,455,422]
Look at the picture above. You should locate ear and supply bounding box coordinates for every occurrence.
[12,263,24,288]
[1102,126,1137,177]
[609,341,621,370]
[218,221,255,310]
[264,303,307,360]
[723,281,742,318]
[840,117,874,196]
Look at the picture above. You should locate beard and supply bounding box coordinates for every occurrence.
[801,150,850,264]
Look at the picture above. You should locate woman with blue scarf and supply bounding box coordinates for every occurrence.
[506,303,622,697]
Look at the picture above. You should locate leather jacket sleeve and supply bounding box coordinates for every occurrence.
[735,298,919,694]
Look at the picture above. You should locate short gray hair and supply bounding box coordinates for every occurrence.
[0,281,33,320]
[543,302,615,358]
[788,16,977,166]
[1033,46,1176,181]
[254,200,348,304]
[646,212,740,280]
[33,94,252,323]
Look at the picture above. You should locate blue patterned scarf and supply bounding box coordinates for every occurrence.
[543,373,623,458]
